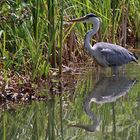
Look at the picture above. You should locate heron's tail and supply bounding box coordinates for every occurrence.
[133,52,138,60]
[132,52,138,63]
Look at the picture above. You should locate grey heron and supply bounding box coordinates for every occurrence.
[68,14,138,75]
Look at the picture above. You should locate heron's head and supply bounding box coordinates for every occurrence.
[68,13,100,24]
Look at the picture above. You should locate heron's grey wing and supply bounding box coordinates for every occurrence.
[100,47,132,66]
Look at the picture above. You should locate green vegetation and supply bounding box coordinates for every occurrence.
[0,1,140,139]
[0,0,140,80]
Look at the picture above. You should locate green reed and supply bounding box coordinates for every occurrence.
[32,0,39,40]
[3,112,7,140]
[58,0,64,74]
[47,0,56,68]
[0,0,139,79]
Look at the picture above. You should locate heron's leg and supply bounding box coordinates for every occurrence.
[112,66,118,76]
[122,65,126,76]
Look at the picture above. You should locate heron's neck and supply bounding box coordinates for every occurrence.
[84,18,100,53]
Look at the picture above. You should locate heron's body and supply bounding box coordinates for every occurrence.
[86,42,137,67]
[68,13,138,74]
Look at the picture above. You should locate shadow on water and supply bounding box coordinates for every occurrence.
[70,75,137,132]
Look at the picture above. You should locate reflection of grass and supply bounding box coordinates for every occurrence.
[0,102,48,139]
[0,66,140,139]
[64,67,140,139]
[0,95,65,140]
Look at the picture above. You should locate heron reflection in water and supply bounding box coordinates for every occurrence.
[68,14,138,75]
[69,76,137,132]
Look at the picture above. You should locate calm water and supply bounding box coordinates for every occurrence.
[0,62,140,140]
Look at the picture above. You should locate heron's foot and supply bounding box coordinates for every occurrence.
[112,66,119,76]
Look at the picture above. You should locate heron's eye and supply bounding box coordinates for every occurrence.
[86,14,97,18]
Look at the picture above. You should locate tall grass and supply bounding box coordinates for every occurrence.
[59,0,64,74]
[0,0,139,79]
[47,0,56,68]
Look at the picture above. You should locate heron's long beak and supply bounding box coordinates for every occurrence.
[67,16,87,23]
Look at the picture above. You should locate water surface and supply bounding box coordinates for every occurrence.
[0,62,140,140]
